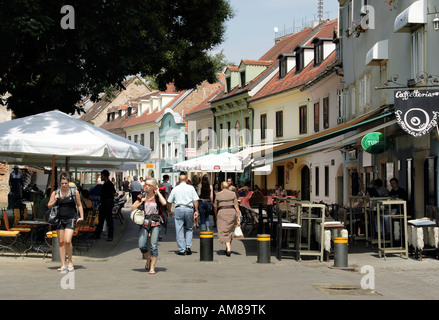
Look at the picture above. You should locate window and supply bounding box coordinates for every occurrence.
[260,114,267,140]
[161,144,165,158]
[314,43,323,66]
[314,102,320,133]
[245,117,250,145]
[323,97,329,129]
[350,85,356,119]
[315,166,320,196]
[149,132,154,151]
[337,89,345,122]
[279,58,287,79]
[411,27,424,78]
[240,71,246,87]
[226,77,231,92]
[359,73,371,112]
[134,135,138,144]
[190,131,194,148]
[324,166,330,197]
[167,142,171,158]
[299,105,307,134]
[197,128,202,149]
[140,134,144,146]
[275,111,283,138]
[208,126,213,149]
[219,123,223,148]
[296,50,304,73]
[227,121,231,148]
[235,121,241,147]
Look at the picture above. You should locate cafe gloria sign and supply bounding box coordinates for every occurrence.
[394,90,439,137]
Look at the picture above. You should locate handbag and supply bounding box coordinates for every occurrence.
[44,190,60,226]
[233,223,244,238]
[130,208,145,225]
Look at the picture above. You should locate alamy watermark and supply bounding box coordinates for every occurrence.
[360,265,375,291]
[60,5,75,30]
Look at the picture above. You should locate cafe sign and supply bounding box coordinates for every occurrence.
[361,132,390,154]
[394,90,439,137]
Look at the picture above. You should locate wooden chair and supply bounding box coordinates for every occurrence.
[275,198,301,261]
[12,209,32,233]
[1,209,22,257]
[239,205,258,236]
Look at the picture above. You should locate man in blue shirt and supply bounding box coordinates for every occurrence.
[167,172,199,255]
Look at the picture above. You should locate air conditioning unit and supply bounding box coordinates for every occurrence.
[337,117,344,124]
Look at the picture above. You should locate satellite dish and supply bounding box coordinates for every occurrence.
[274,27,279,33]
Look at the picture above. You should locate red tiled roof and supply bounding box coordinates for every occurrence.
[249,50,337,102]
[186,85,224,115]
[123,90,187,128]
[212,20,332,105]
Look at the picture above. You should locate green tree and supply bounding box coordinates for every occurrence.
[0,0,233,118]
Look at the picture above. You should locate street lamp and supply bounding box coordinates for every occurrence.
[433,14,439,31]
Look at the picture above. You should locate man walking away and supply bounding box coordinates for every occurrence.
[167,172,199,255]
[95,170,117,241]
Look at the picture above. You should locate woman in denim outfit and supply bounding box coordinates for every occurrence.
[131,178,167,274]
[197,175,213,231]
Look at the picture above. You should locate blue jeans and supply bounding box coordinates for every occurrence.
[138,225,161,257]
[174,207,194,253]
[198,200,212,231]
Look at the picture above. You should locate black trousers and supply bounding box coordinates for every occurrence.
[95,200,114,239]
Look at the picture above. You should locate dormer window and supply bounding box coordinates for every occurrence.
[240,71,246,87]
[127,107,132,116]
[296,49,304,73]
[226,77,231,92]
[278,53,296,79]
[280,58,287,79]
[314,42,323,66]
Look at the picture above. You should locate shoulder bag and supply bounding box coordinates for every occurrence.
[130,208,145,225]
[44,190,60,226]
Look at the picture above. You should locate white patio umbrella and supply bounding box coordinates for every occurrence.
[173,152,243,172]
[0,110,151,188]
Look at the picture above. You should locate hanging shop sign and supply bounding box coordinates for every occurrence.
[361,132,390,154]
[394,90,439,137]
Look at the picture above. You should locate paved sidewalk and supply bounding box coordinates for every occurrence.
[1,207,439,301]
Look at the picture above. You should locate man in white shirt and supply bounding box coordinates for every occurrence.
[167,172,199,255]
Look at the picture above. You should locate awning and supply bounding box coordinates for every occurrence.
[254,108,395,163]
[366,40,389,66]
[394,0,427,33]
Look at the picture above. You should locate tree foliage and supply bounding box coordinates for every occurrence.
[0,0,233,118]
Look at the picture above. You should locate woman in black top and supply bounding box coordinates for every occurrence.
[48,171,84,272]
[197,175,213,231]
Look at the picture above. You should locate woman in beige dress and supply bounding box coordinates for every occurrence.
[214,181,240,256]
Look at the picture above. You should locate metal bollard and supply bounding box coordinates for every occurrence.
[333,237,348,268]
[200,231,213,261]
[257,234,271,263]
[50,231,61,262]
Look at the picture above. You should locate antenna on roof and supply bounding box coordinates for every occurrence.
[318,0,324,22]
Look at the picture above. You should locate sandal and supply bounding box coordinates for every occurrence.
[57,266,67,272]
[67,265,75,272]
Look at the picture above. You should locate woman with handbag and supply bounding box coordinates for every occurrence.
[131,178,167,274]
[197,174,213,232]
[214,181,241,257]
[47,171,84,272]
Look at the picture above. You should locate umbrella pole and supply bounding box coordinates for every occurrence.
[51,155,56,192]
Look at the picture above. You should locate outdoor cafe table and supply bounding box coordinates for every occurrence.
[19,219,50,256]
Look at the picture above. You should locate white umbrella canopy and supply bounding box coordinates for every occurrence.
[173,152,243,172]
[0,110,151,166]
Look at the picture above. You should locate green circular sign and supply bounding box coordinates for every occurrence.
[361,132,390,154]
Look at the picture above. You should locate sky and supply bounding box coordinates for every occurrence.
[216,0,340,65]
